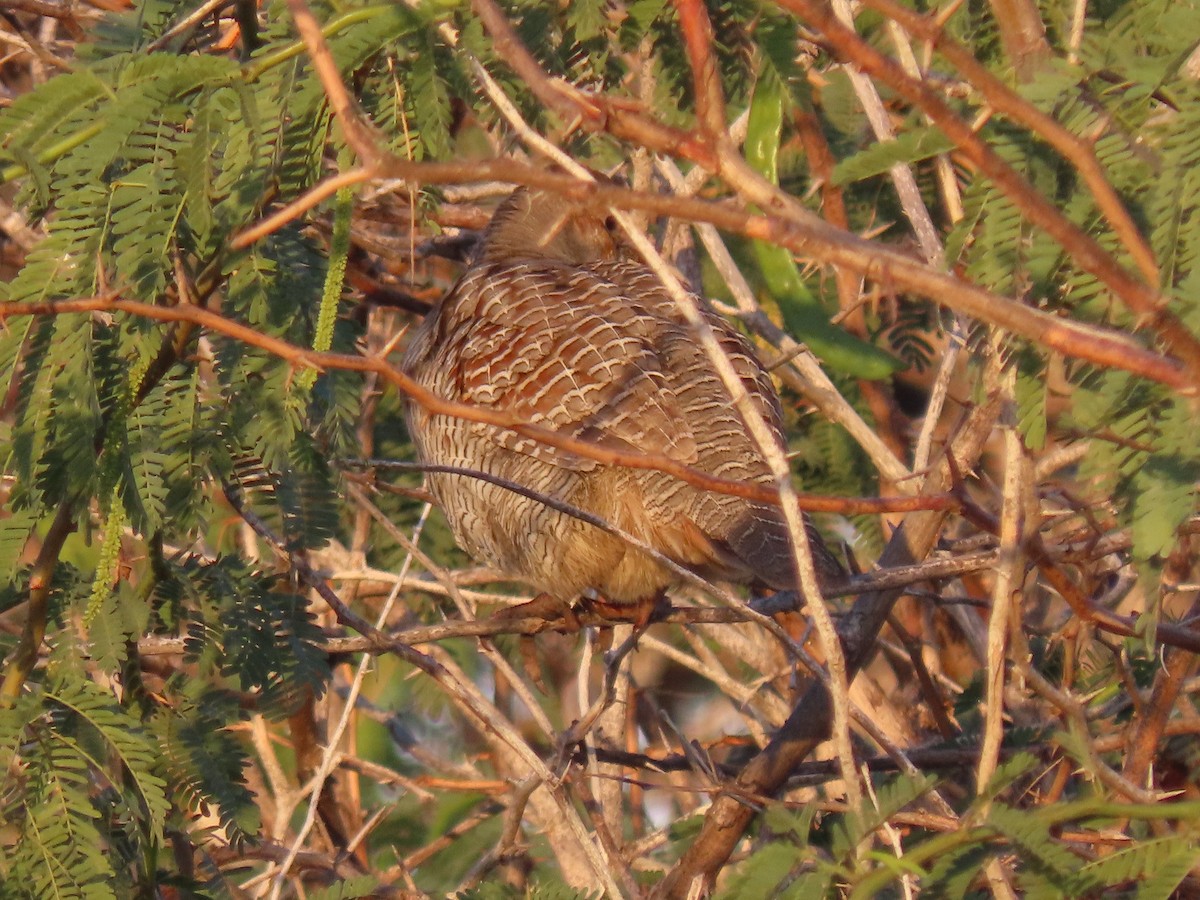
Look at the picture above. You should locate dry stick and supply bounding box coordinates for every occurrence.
[775,0,1200,386]
[881,11,970,477]
[430,643,627,896]
[640,634,782,740]
[886,17,965,223]
[228,458,618,891]
[672,0,861,815]
[341,491,622,891]
[134,550,1004,659]
[885,615,958,740]
[1066,0,1088,64]
[588,627,637,854]
[351,486,628,886]
[583,719,1200,787]
[655,373,1004,898]
[3,0,86,22]
[654,156,911,485]
[861,769,917,900]
[830,0,943,267]
[249,716,293,843]
[976,369,1024,798]
[453,780,538,891]
[146,0,231,52]
[350,484,560,742]
[230,167,373,250]
[958,501,1200,657]
[268,503,427,897]
[127,544,1200,656]
[1007,621,1159,804]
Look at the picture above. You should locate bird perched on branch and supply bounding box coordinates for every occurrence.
[401,186,844,617]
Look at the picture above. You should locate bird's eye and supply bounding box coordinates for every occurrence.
[603,215,618,233]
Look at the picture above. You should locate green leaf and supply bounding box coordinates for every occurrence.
[717,842,804,899]
[831,126,955,186]
[46,678,171,844]
[1078,836,1200,899]
[1129,455,1197,560]
[744,72,904,379]
[0,507,39,586]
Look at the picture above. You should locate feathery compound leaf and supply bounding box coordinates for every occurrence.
[1129,454,1198,560]
[306,877,385,900]
[986,804,1096,896]
[857,772,938,840]
[0,508,38,586]
[716,842,805,899]
[45,677,170,843]
[409,33,454,160]
[2,696,115,897]
[1078,836,1200,898]
[150,688,261,848]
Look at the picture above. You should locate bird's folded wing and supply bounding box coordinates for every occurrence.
[450,264,701,471]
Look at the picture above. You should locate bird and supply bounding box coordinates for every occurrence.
[401,185,845,617]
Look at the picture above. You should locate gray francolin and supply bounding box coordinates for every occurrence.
[401,187,844,614]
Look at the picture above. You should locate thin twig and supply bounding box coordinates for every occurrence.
[976,365,1024,798]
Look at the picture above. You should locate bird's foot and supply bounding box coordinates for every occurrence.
[580,590,669,629]
[493,592,581,631]
[491,593,580,692]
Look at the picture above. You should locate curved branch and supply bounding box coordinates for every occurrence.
[262,0,1191,392]
[235,160,1186,390]
[0,296,957,514]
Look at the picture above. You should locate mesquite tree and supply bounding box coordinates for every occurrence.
[0,0,1198,896]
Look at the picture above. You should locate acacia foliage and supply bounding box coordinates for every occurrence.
[0,0,1197,896]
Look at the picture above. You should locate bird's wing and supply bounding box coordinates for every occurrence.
[596,261,790,462]
[446,261,702,471]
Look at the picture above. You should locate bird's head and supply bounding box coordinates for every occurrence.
[477,187,621,265]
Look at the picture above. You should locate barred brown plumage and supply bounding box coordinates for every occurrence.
[401,187,845,606]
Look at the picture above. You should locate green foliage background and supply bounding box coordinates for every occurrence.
[0,0,1197,895]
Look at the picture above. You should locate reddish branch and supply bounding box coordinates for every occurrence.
[0,295,950,515]
[0,501,75,700]
[673,0,727,139]
[239,159,1184,390]
[468,0,716,166]
[956,497,1200,656]
[774,0,1200,387]
[985,0,1052,83]
[1121,536,1200,788]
